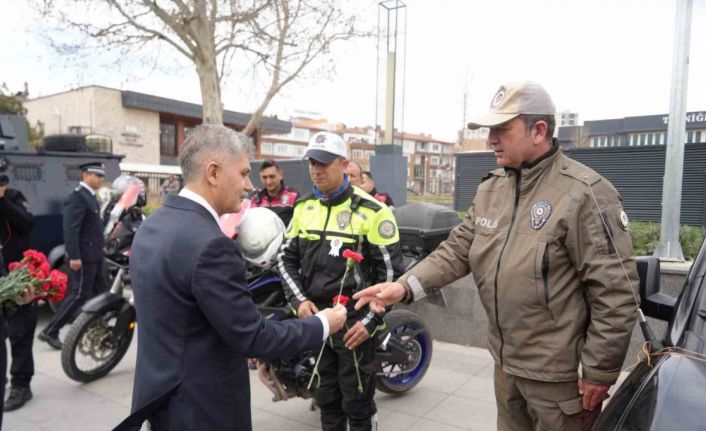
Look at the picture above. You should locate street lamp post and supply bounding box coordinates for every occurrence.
[655,0,693,262]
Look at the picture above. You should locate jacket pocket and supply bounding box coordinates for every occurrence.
[557,395,584,416]
[542,245,550,307]
[535,241,554,319]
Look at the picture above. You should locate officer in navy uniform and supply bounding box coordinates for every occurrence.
[38,162,108,350]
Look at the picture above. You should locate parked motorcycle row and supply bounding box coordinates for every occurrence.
[56,184,458,404]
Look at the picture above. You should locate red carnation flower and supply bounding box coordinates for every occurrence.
[333,294,350,306]
[342,249,363,263]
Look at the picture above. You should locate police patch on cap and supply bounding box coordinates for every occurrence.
[491,89,506,108]
[619,210,629,230]
[378,220,396,239]
[337,210,351,229]
[530,200,552,230]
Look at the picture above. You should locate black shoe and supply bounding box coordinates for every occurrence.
[4,386,32,412]
[38,332,63,350]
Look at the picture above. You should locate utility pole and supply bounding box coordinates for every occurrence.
[655,0,692,262]
[371,0,407,206]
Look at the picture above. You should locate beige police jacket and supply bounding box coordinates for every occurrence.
[400,146,638,384]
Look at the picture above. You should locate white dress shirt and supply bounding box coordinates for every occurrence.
[79,181,96,196]
[177,187,329,339]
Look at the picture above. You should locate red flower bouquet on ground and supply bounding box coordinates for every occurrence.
[0,249,68,304]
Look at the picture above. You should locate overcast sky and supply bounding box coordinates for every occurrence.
[2,0,705,141]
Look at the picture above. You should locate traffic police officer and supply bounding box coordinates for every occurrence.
[250,159,300,226]
[0,180,36,411]
[354,82,638,431]
[360,171,395,209]
[278,132,404,431]
[39,162,108,350]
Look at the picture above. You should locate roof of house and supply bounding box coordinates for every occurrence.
[27,85,291,134]
[122,90,291,134]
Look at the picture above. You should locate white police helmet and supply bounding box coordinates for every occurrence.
[236,207,286,268]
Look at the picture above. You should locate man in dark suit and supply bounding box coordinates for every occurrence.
[114,125,347,431]
[38,162,107,350]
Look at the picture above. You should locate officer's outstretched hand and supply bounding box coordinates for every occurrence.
[319,304,347,334]
[353,282,406,314]
[298,300,319,319]
[344,321,370,350]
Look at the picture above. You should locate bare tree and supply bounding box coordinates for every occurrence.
[36,0,363,132]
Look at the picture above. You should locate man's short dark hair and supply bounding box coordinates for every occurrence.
[260,159,281,172]
[520,114,555,141]
[362,171,373,180]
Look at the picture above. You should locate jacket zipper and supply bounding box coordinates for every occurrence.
[494,170,522,365]
[542,246,551,313]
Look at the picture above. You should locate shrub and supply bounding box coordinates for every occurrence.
[629,221,706,260]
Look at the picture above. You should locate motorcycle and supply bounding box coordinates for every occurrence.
[234,206,442,400]
[59,199,455,389]
[61,178,145,382]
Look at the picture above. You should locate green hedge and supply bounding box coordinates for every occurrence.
[630,221,706,260]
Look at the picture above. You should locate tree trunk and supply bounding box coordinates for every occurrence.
[195,58,223,125]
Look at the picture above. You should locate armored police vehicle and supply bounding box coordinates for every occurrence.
[0,114,121,269]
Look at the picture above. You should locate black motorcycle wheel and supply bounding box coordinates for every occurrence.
[61,309,134,382]
[375,309,433,395]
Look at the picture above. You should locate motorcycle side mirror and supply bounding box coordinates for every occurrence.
[636,256,676,322]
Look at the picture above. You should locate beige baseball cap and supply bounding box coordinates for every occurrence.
[467,82,556,130]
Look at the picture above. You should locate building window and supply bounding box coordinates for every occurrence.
[654,134,660,145]
[648,133,654,145]
[430,156,440,165]
[696,131,703,143]
[431,144,440,152]
[261,142,273,154]
[352,149,364,159]
[639,134,646,146]
[292,128,308,141]
[160,123,177,156]
[687,131,694,143]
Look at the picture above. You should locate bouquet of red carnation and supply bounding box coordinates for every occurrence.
[0,249,68,304]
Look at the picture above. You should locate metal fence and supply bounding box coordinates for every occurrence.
[454,144,706,226]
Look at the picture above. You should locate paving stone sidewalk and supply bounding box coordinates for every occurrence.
[5,310,501,430]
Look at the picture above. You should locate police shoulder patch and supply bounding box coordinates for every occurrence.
[618,210,629,230]
[378,220,396,239]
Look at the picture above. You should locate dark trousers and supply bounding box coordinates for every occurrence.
[315,326,376,431]
[42,259,108,338]
[6,303,37,388]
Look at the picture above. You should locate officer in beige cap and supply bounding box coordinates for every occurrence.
[354,82,638,430]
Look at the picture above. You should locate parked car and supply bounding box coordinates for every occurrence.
[594,240,706,430]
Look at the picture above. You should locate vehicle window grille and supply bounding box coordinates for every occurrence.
[12,163,43,181]
[65,165,83,182]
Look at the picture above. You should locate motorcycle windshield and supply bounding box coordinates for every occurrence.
[118,184,140,209]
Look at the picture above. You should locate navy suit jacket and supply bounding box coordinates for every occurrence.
[114,196,323,431]
[63,185,104,262]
